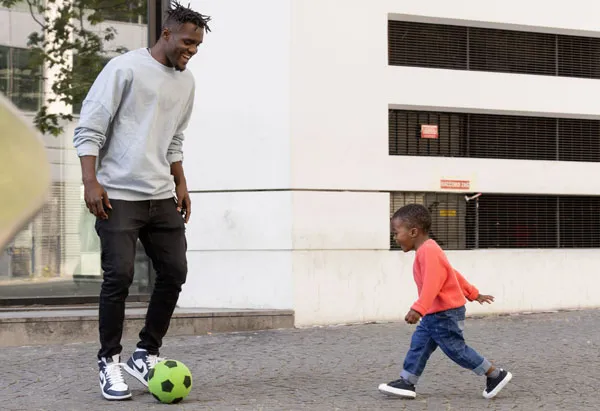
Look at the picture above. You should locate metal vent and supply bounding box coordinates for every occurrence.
[389,109,600,163]
[389,20,600,79]
[391,193,600,249]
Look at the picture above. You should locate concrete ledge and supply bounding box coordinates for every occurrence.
[0,306,295,347]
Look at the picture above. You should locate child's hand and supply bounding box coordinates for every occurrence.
[475,294,495,304]
[405,309,422,324]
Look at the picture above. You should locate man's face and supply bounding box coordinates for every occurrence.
[163,22,204,71]
[391,217,416,252]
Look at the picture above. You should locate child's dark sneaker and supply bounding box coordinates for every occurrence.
[483,369,512,399]
[378,378,417,399]
[123,348,164,387]
[98,355,131,400]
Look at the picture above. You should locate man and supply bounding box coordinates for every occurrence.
[73,2,210,401]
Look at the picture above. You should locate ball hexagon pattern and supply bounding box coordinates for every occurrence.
[148,359,193,404]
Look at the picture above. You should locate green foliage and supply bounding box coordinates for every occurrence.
[1,0,144,135]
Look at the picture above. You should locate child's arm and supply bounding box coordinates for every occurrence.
[454,269,480,301]
[411,250,447,316]
[454,269,495,304]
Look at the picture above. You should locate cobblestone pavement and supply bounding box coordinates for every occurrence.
[1,309,599,411]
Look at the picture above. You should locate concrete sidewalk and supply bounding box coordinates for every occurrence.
[1,309,599,410]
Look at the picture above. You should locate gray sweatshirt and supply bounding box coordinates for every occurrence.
[73,48,195,201]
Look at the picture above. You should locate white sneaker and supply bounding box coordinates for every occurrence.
[98,354,131,400]
[124,348,164,387]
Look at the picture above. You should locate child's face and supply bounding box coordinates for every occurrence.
[391,217,418,252]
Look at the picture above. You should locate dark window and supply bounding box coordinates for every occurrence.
[472,195,558,249]
[467,114,557,160]
[0,46,43,112]
[388,20,600,79]
[388,111,466,157]
[558,35,600,79]
[389,109,600,163]
[391,193,600,249]
[558,119,600,162]
[390,192,469,250]
[388,21,467,70]
[559,197,600,248]
[468,27,556,75]
[93,0,148,24]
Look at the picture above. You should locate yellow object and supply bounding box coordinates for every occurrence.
[439,209,457,217]
[0,94,51,252]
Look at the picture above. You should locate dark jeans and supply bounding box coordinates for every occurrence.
[95,198,187,359]
[400,306,491,385]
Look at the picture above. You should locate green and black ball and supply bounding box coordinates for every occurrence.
[148,359,193,404]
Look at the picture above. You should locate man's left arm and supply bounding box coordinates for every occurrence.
[169,84,195,223]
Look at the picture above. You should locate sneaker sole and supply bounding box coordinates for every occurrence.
[378,383,417,399]
[123,363,149,387]
[483,371,513,399]
[99,382,132,400]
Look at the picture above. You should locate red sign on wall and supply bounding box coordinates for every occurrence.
[440,180,470,190]
[421,124,438,139]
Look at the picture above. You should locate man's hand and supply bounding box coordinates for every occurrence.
[475,294,495,305]
[171,161,190,223]
[84,180,111,220]
[175,181,191,223]
[404,309,422,324]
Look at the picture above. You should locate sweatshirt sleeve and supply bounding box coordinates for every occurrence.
[411,248,447,316]
[167,81,195,164]
[454,269,480,301]
[73,59,131,157]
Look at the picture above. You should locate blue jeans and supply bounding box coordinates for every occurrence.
[400,306,491,385]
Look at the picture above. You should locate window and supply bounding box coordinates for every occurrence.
[1,0,44,13]
[389,110,466,158]
[468,27,556,76]
[391,192,468,250]
[388,20,467,70]
[389,109,600,163]
[0,0,157,306]
[558,35,600,79]
[390,193,600,249]
[388,20,600,79]
[558,197,600,248]
[95,0,148,24]
[0,46,43,112]
[471,195,558,249]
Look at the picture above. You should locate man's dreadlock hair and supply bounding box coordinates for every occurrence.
[392,204,432,234]
[164,1,212,32]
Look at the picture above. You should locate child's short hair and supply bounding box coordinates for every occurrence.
[392,204,432,234]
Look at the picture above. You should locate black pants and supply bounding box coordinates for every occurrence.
[95,198,187,359]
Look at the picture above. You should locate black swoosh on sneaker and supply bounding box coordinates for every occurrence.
[132,360,146,375]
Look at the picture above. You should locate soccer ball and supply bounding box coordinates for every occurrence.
[148,359,193,404]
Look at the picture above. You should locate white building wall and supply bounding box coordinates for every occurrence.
[170,0,600,325]
[290,0,600,193]
[178,0,295,309]
[182,0,292,192]
[287,0,600,325]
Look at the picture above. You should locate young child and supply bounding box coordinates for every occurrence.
[378,204,512,400]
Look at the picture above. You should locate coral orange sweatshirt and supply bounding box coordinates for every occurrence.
[411,239,480,316]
